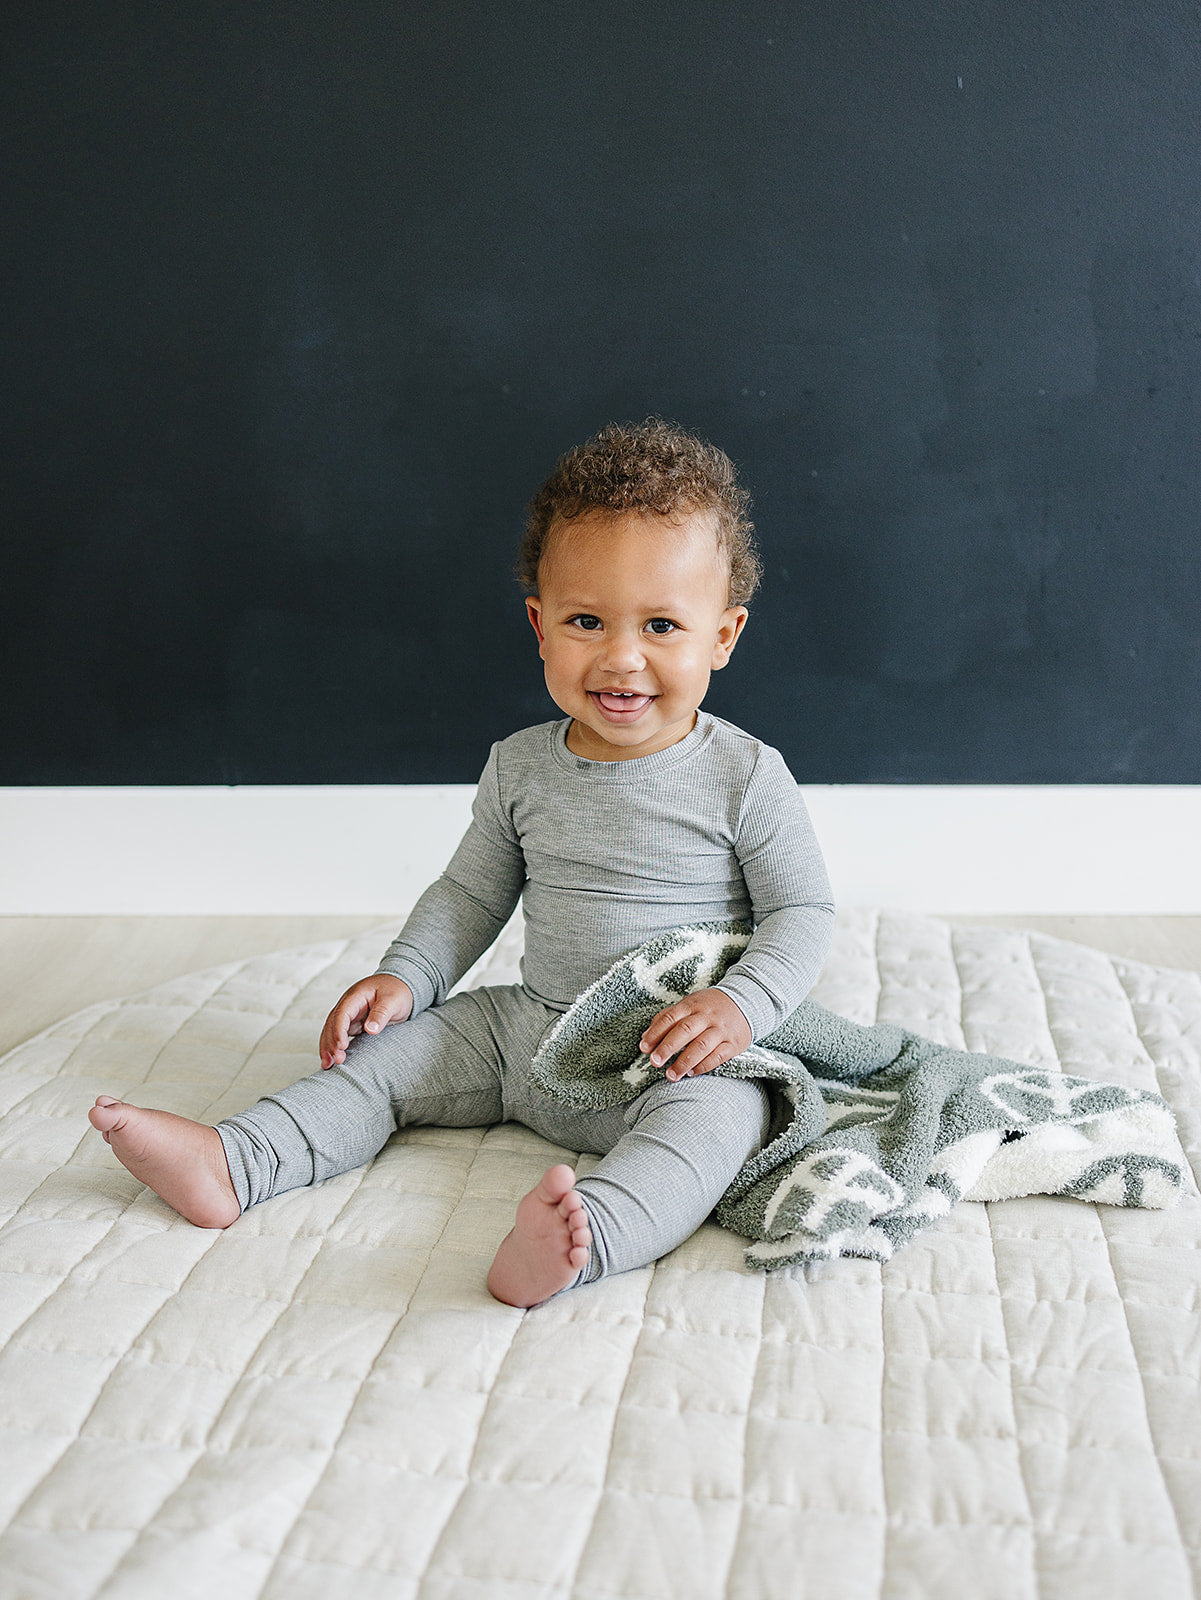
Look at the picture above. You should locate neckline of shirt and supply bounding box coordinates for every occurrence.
[550,711,717,779]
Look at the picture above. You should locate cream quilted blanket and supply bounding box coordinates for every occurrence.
[1,910,1199,1600]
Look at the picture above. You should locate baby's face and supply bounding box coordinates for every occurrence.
[525,510,748,761]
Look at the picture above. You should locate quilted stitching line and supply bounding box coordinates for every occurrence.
[982,1199,1041,1597]
[0,943,343,1243]
[84,1158,375,1600]
[255,1127,493,1599]
[1110,960,1201,1193]
[1101,946,1188,1090]
[4,1226,252,1364]
[0,977,243,1492]
[0,1201,163,1361]
[0,947,246,1079]
[77,956,280,1120]
[412,1135,582,1600]
[1,1212,227,1549]
[510,1255,676,1584]
[21,1417,1193,1466]
[214,938,370,1107]
[874,908,891,1600]
[4,915,1200,1600]
[0,978,198,1143]
[176,961,349,1117]
[979,1229,1201,1250]
[189,1482,1201,1544]
[0,996,128,1063]
[874,1253,892,1600]
[713,1265,767,1599]
[961,922,1060,1066]
[1027,934,1159,1090]
[0,947,351,1376]
[80,946,340,1211]
[1002,928,1197,1587]
[954,927,1040,1600]
[558,1254,655,1599]
[1095,1204,1200,1585]
[880,1517,1196,1545]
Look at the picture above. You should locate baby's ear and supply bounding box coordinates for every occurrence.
[712,605,748,668]
[525,596,547,650]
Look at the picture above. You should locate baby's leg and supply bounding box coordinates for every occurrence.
[218,994,507,1210]
[91,990,510,1224]
[490,1074,770,1302]
[573,1075,770,1282]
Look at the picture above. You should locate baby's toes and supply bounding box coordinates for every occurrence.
[569,1214,591,1247]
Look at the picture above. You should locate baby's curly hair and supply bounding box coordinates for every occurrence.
[517,419,762,606]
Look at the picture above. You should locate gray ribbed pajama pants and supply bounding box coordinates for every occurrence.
[217,984,770,1284]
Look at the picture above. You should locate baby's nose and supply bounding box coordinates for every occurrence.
[598,631,646,670]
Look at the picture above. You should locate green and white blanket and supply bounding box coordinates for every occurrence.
[530,922,1186,1269]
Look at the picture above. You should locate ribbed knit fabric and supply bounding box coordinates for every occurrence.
[217,982,773,1283]
[375,712,834,1040]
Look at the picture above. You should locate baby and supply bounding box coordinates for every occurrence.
[90,420,835,1305]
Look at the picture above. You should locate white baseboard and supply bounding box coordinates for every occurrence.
[0,785,1198,915]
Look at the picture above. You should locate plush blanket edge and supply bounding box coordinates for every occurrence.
[530,921,1187,1270]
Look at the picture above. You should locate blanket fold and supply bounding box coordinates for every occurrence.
[529,922,1186,1268]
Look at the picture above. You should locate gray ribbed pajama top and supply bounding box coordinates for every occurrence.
[376,712,834,1038]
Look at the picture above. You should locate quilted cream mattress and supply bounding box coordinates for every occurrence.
[0,909,1198,1600]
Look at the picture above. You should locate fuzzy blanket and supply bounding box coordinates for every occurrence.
[530,922,1186,1268]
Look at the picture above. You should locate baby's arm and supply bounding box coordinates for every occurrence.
[373,743,525,1012]
[316,743,525,1061]
[712,745,835,1039]
[646,747,834,1076]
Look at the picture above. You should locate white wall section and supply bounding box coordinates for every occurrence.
[1,785,1198,915]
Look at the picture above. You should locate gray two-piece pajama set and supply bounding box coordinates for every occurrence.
[217,713,834,1283]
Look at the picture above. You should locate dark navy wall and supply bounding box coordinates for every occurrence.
[3,2,1199,783]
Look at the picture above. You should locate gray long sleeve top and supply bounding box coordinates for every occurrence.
[376,712,835,1040]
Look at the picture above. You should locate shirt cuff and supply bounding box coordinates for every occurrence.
[713,979,775,1044]
[373,960,436,1017]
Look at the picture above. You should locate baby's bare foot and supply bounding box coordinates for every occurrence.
[487,1164,592,1308]
[89,1097,240,1228]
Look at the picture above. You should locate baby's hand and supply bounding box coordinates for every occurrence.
[639,988,752,1081]
[319,975,414,1068]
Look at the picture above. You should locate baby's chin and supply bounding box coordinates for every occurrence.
[568,706,699,761]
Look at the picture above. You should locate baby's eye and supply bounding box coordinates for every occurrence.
[569,614,602,631]
[645,618,677,635]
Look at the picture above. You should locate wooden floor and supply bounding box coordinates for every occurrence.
[2,912,1200,1061]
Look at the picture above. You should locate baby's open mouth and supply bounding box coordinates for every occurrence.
[589,691,654,717]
